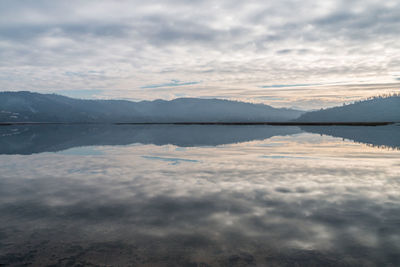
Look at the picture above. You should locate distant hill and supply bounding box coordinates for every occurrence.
[0,91,304,123]
[296,95,400,122]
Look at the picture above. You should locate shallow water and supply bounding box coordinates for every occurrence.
[0,125,399,266]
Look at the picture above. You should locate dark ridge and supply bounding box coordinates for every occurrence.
[0,91,304,123]
[296,94,400,122]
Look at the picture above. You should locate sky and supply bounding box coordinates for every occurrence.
[0,0,399,109]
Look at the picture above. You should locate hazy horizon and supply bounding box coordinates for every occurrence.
[1,89,398,111]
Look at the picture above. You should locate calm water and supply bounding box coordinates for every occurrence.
[0,125,399,266]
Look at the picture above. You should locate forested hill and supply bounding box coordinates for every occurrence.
[296,95,400,122]
[0,91,304,123]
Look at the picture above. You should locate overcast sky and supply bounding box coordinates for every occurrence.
[1,0,399,109]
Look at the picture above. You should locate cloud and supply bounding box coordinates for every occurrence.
[141,80,201,89]
[0,0,399,109]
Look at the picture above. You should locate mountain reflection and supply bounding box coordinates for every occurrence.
[301,125,400,150]
[0,124,399,155]
[0,124,301,154]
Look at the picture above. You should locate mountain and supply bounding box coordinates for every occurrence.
[296,95,400,122]
[0,91,304,123]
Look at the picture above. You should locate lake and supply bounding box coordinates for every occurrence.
[0,125,399,266]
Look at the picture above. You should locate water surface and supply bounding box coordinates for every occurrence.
[0,125,399,266]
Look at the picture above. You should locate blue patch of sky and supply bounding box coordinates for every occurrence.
[141,80,200,89]
[260,155,315,159]
[65,71,86,77]
[65,71,105,77]
[142,156,199,165]
[260,83,319,88]
[255,96,285,100]
[174,93,187,97]
[0,75,15,81]
[58,89,103,98]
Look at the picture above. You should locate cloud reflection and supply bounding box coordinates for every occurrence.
[0,133,399,265]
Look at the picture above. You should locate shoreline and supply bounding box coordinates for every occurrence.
[0,122,396,126]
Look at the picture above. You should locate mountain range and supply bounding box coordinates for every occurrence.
[0,91,303,123]
[0,91,399,123]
